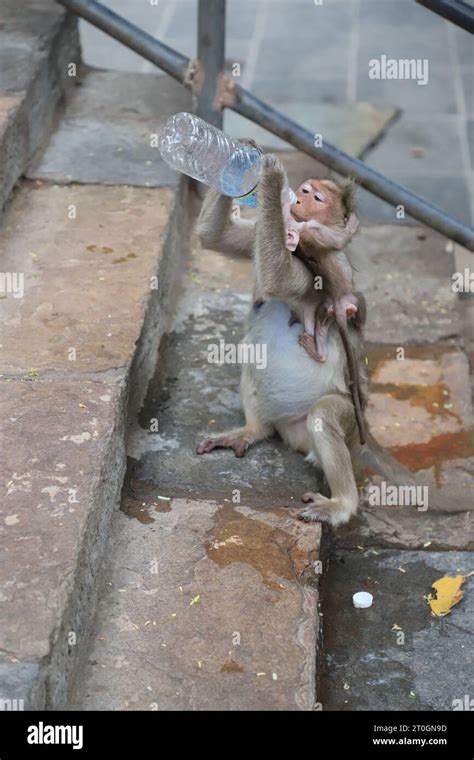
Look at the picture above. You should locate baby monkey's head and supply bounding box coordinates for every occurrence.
[291,177,355,227]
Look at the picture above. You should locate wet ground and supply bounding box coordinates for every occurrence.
[319,549,473,711]
[130,290,321,507]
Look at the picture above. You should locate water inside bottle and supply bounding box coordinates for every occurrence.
[219,150,261,196]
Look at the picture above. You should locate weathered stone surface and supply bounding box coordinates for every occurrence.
[0,184,175,376]
[337,505,473,553]
[320,550,474,711]
[28,70,191,187]
[0,59,191,707]
[337,346,474,551]
[0,377,124,708]
[349,226,463,344]
[367,348,472,455]
[0,1,81,211]
[71,499,322,711]
[0,662,44,710]
[0,180,189,708]
[0,173,188,707]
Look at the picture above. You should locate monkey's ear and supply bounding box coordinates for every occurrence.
[339,178,357,218]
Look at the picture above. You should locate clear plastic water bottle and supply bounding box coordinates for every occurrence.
[158,112,262,199]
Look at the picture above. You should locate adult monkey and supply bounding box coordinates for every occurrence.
[196,154,471,526]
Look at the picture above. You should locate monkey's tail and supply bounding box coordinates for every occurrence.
[357,430,472,515]
[336,313,366,446]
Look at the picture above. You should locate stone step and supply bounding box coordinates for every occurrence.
[71,497,323,711]
[0,70,192,708]
[0,181,189,709]
[0,0,80,213]
[27,68,191,188]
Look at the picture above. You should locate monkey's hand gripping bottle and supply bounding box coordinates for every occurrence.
[158,112,296,208]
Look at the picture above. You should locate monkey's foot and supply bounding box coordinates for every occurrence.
[299,492,356,526]
[298,332,326,362]
[196,434,249,458]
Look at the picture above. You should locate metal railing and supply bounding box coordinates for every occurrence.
[58,0,474,250]
[416,0,474,33]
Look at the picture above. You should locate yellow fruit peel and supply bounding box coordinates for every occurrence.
[427,574,471,617]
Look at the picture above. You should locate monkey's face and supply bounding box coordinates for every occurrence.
[291,180,340,225]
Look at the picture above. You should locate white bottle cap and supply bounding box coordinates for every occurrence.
[353,591,373,609]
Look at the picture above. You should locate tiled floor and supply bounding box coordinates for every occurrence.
[79,0,474,224]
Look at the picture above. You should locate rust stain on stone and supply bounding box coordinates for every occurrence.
[220,660,244,674]
[205,505,295,590]
[366,343,457,374]
[370,381,462,424]
[388,430,474,487]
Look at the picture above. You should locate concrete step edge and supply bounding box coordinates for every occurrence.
[0,178,190,709]
[0,9,80,213]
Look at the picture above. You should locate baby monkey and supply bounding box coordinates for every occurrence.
[278,167,367,444]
